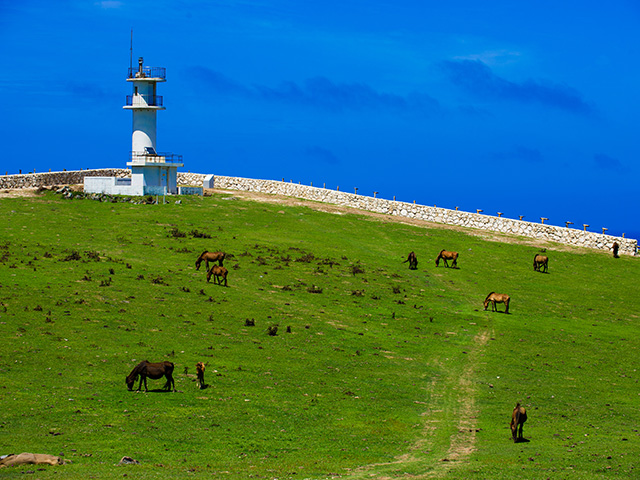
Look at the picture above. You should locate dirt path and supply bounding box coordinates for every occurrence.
[349,329,491,479]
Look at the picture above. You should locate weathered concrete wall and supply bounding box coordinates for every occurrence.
[2,169,636,256]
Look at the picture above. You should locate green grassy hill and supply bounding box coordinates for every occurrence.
[1,190,638,479]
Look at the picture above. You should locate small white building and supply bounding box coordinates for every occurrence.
[85,57,184,196]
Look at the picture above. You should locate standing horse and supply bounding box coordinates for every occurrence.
[196,362,206,389]
[510,403,527,442]
[533,254,548,273]
[483,292,510,313]
[402,251,418,270]
[207,265,228,286]
[195,251,226,271]
[126,360,176,392]
[435,250,458,268]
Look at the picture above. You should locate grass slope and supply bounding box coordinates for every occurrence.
[0,190,638,479]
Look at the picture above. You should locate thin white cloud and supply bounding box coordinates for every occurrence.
[95,1,122,9]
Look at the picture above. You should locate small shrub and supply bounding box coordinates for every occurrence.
[351,264,365,275]
[99,278,112,287]
[43,252,53,258]
[296,253,315,263]
[280,254,292,264]
[307,285,323,294]
[63,251,82,261]
[392,286,401,294]
[267,325,279,336]
[256,256,267,266]
[136,274,145,280]
[351,290,365,297]
[190,230,212,239]
[245,318,255,327]
[86,251,101,261]
[168,227,186,238]
[109,268,115,275]
[150,276,167,285]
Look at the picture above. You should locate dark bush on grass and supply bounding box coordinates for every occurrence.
[351,264,365,275]
[86,251,100,261]
[245,318,255,327]
[296,253,315,263]
[267,324,278,336]
[168,227,187,238]
[392,286,401,294]
[190,229,211,239]
[307,285,323,294]
[63,251,82,261]
[150,275,167,285]
[351,290,365,297]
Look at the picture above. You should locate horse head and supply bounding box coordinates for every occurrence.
[126,373,137,391]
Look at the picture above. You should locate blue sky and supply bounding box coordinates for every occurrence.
[1,1,639,238]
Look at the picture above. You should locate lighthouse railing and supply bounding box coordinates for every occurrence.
[129,152,183,164]
[128,66,166,79]
[125,94,164,107]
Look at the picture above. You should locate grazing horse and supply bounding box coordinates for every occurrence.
[402,251,418,270]
[435,250,458,268]
[195,251,226,271]
[533,254,548,273]
[196,362,206,389]
[612,242,620,258]
[207,265,228,286]
[484,292,510,313]
[510,403,527,442]
[126,360,175,392]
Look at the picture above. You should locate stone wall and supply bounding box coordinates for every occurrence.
[2,169,636,256]
[204,174,638,256]
[0,169,129,189]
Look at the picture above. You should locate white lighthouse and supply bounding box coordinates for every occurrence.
[123,56,182,195]
[83,55,188,197]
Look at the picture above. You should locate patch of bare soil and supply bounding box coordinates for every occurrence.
[0,185,84,198]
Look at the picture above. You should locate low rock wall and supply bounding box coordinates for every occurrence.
[0,169,129,189]
[2,170,636,256]
[208,174,637,256]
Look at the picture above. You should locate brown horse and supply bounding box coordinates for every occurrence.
[195,251,225,271]
[196,362,206,389]
[402,251,418,270]
[533,254,548,273]
[435,249,458,268]
[207,265,228,286]
[484,292,510,313]
[126,360,175,392]
[510,403,527,442]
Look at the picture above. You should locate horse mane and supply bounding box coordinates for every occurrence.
[198,251,208,258]
[484,292,495,302]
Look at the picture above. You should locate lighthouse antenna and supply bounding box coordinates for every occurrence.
[129,29,133,76]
